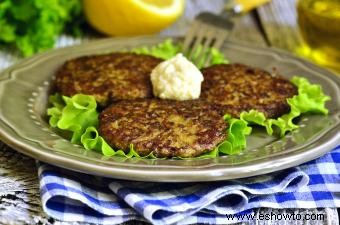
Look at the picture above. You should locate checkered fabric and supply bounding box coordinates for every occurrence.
[39,145,340,225]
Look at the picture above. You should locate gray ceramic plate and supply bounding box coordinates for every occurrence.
[0,36,339,182]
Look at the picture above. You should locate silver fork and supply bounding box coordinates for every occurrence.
[182,12,234,68]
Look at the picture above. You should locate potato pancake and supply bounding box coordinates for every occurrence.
[201,63,298,118]
[99,99,227,158]
[55,53,162,106]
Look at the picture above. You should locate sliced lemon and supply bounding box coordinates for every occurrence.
[83,0,185,36]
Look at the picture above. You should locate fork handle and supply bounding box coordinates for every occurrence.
[228,0,271,13]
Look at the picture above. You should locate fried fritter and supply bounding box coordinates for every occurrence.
[99,99,227,158]
[201,63,298,118]
[54,53,162,106]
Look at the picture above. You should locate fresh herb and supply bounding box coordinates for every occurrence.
[0,0,83,56]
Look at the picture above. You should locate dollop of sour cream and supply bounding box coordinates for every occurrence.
[150,53,204,101]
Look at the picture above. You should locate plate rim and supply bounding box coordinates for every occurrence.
[0,35,339,182]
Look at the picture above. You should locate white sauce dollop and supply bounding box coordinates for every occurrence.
[150,53,204,101]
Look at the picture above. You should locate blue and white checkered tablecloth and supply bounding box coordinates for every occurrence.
[38,145,340,225]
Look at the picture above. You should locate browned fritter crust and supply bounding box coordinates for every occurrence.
[54,53,162,106]
[99,100,227,158]
[201,63,298,118]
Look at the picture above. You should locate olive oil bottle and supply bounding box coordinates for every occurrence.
[297,0,340,72]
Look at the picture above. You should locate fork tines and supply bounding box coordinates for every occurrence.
[182,12,234,67]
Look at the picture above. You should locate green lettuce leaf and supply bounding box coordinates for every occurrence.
[47,94,98,143]
[218,114,252,155]
[132,39,228,68]
[238,76,330,137]
[81,127,150,158]
[132,39,181,60]
[48,93,157,158]
[290,76,330,114]
[195,147,219,159]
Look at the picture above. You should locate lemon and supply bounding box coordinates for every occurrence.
[83,0,185,36]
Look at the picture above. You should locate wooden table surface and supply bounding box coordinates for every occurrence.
[0,0,339,224]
